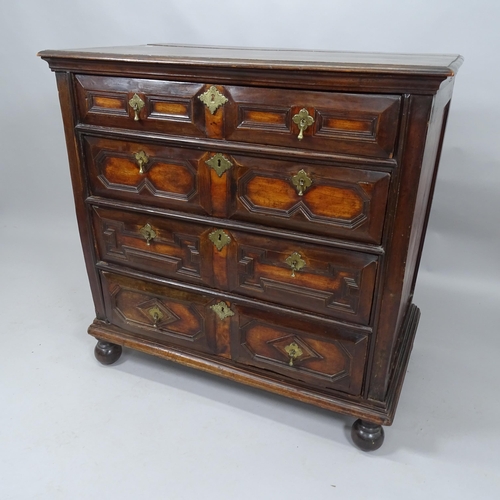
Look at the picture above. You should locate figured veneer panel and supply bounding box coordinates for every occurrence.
[224,85,401,158]
[101,271,216,353]
[93,206,213,286]
[148,99,190,119]
[83,135,212,215]
[233,306,368,395]
[228,230,378,324]
[74,74,206,135]
[88,93,128,115]
[238,106,291,132]
[230,154,390,244]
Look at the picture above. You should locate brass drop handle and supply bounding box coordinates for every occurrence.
[134,151,149,174]
[140,223,157,245]
[148,306,163,327]
[292,108,314,140]
[129,93,145,121]
[285,252,306,278]
[284,342,303,367]
[152,312,160,327]
[291,169,312,196]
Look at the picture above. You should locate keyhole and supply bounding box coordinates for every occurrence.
[217,159,221,167]
[211,94,215,102]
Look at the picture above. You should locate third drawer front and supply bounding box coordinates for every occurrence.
[92,206,214,287]
[92,205,378,325]
[228,230,378,325]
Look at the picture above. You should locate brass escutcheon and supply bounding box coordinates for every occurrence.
[134,150,149,174]
[198,86,228,114]
[129,93,145,121]
[285,252,306,278]
[205,153,233,177]
[139,223,157,245]
[148,306,163,327]
[292,108,314,140]
[209,229,231,251]
[284,342,303,366]
[210,301,234,321]
[291,169,312,196]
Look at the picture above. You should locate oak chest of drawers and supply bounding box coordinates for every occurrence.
[39,44,462,450]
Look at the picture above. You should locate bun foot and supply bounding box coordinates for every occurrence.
[94,340,122,365]
[351,419,385,451]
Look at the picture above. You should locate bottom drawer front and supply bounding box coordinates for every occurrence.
[101,271,216,354]
[234,308,368,395]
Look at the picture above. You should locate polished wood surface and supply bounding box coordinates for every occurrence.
[40,44,462,450]
[39,44,463,76]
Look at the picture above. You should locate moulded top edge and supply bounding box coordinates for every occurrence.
[37,44,464,78]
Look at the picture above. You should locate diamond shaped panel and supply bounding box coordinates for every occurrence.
[137,298,180,328]
[267,334,322,365]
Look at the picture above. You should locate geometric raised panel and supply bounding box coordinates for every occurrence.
[96,150,197,201]
[84,136,211,216]
[75,75,206,137]
[237,317,367,394]
[107,278,204,341]
[231,158,391,244]
[267,334,322,366]
[224,85,401,158]
[137,297,181,329]
[232,233,378,324]
[241,170,368,229]
[93,207,208,285]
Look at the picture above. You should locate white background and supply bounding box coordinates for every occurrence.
[1,1,499,498]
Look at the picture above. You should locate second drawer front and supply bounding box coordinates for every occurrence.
[83,135,211,215]
[231,155,390,245]
[84,135,390,245]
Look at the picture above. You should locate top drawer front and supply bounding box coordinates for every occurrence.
[224,86,401,158]
[75,75,401,158]
[75,75,206,136]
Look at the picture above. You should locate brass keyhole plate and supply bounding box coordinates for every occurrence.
[209,229,231,251]
[198,86,228,114]
[210,301,234,320]
[205,153,233,177]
